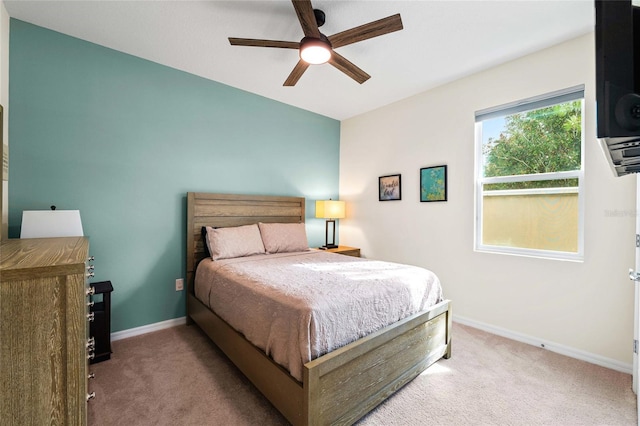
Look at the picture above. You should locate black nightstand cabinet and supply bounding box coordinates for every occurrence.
[90,280,113,364]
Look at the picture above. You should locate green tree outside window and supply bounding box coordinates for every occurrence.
[483,101,581,190]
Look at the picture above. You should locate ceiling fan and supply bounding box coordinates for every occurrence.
[228,0,403,86]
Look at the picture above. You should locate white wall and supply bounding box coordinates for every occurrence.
[340,33,636,368]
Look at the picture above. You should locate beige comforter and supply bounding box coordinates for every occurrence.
[195,250,443,382]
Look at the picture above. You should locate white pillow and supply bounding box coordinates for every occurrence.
[258,222,309,254]
[205,224,266,260]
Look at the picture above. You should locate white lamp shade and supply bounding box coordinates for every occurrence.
[315,200,346,219]
[20,210,84,238]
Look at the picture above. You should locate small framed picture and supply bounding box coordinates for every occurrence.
[420,165,447,202]
[379,174,401,201]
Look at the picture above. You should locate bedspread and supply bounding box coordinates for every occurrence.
[194,250,443,382]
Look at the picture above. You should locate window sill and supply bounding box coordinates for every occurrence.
[475,244,583,262]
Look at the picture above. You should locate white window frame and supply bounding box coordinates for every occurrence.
[474,86,585,261]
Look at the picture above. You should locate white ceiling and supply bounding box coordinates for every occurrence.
[3,0,595,121]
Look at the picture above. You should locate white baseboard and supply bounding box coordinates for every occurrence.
[111,315,633,375]
[453,314,632,375]
[111,317,186,342]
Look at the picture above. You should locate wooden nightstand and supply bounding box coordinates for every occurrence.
[324,245,360,257]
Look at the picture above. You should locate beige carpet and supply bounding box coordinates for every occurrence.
[87,323,636,425]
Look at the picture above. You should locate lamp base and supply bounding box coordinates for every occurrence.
[323,219,338,250]
[322,244,339,249]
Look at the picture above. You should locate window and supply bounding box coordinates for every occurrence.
[475,86,584,260]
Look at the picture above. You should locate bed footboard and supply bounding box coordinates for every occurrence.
[189,294,451,426]
[303,300,451,425]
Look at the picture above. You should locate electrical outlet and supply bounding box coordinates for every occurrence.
[175,278,184,291]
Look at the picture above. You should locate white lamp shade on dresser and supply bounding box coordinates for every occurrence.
[20,210,84,238]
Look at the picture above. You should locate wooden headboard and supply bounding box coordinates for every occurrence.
[186,192,306,293]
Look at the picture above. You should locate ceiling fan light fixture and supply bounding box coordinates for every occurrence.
[300,37,331,64]
[229,2,403,86]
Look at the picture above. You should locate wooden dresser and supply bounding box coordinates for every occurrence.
[1,237,94,425]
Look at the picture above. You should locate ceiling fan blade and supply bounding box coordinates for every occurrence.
[328,51,370,84]
[291,0,320,38]
[328,14,403,49]
[284,60,310,86]
[229,38,299,49]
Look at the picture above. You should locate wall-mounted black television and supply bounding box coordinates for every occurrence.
[596,0,640,176]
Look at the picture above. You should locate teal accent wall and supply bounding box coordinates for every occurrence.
[8,19,340,332]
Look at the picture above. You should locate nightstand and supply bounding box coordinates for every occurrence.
[324,245,360,257]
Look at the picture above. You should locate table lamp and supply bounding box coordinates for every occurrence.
[315,199,345,249]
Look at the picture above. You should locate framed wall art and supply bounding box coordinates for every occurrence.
[379,174,401,201]
[420,165,447,202]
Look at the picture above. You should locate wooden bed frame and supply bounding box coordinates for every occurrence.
[186,192,452,425]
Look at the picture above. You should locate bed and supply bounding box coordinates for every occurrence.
[186,192,452,425]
